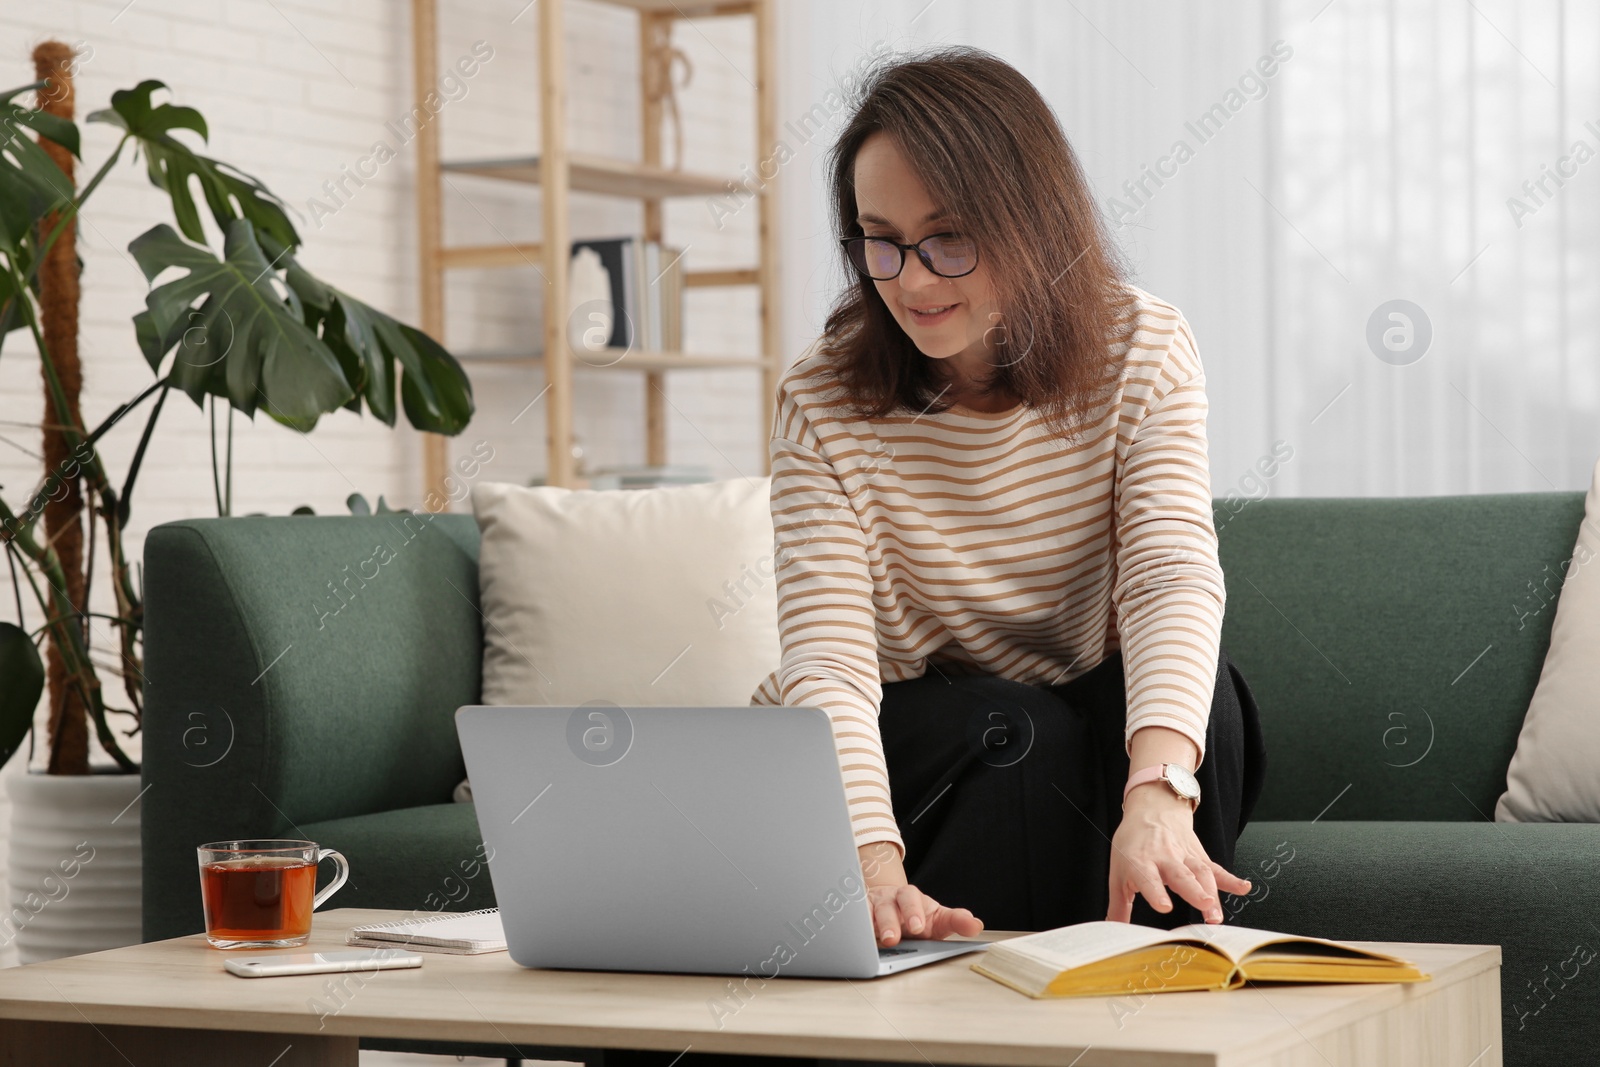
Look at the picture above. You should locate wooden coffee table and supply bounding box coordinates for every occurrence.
[0,908,1500,1066]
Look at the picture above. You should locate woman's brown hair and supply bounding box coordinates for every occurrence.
[820,45,1134,441]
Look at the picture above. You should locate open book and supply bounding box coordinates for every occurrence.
[971,920,1430,998]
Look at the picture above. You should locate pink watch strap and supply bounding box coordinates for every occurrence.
[1123,763,1168,801]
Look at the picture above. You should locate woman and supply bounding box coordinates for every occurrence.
[751,46,1268,948]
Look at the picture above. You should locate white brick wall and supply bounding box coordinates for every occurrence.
[0,0,778,771]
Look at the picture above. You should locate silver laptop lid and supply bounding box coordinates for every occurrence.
[455,704,885,979]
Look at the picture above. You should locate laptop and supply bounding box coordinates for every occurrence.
[454,704,990,979]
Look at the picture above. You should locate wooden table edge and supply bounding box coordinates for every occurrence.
[0,914,1504,1067]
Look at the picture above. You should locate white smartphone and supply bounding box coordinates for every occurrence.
[223,948,424,978]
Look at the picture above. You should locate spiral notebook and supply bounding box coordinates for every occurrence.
[345,908,507,955]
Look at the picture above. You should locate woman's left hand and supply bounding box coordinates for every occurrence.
[1106,787,1251,923]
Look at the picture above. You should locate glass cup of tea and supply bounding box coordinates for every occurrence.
[197,839,350,949]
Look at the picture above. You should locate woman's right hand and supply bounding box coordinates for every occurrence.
[858,841,984,947]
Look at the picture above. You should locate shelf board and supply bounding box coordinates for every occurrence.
[438,243,544,269]
[589,0,755,16]
[436,248,757,284]
[685,268,760,287]
[442,152,736,200]
[457,349,771,372]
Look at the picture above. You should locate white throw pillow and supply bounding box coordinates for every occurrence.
[470,475,781,711]
[1495,456,1600,822]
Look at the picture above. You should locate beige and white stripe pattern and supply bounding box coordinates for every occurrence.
[750,286,1226,860]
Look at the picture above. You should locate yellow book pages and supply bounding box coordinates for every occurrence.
[970,921,1431,998]
[970,924,1238,999]
[1234,944,1429,985]
[972,942,1240,999]
[1242,959,1430,983]
[1168,922,1429,983]
[1164,922,1420,969]
[1050,943,1238,997]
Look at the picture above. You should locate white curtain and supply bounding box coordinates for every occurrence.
[779,0,1600,497]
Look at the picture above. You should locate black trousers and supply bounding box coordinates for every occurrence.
[878,647,1268,932]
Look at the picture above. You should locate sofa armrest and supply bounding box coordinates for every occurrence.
[140,513,483,941]
[1235,820,1600,1067]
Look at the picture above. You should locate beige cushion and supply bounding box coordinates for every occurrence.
[1495,456,1600,822]
[470,475,781,711]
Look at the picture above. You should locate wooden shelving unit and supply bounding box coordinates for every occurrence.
[409,0,782,497]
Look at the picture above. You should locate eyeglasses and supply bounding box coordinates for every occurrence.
[840,232,979,281]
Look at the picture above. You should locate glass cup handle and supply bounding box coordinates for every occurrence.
[312,848,349,911]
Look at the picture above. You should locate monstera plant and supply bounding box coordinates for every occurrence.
[0,72,474,778]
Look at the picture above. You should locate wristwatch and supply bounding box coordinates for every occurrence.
[1122,763,1201,812]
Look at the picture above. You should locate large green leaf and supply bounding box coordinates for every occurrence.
[0,82,77,255]
[284,260,473,434]
[390,319,474,434]
[0,246,31,342]
[0,81,76,357]
[0,621,44,769]
[130,219,352,429]
[88,80,298,258]
[1,79,81,158]
[282,260,377,419]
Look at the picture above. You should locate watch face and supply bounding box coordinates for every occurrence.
[1166,765,1201,799]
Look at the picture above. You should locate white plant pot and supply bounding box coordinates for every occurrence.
[6,771,143,964]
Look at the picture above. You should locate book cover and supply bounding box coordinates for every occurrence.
[569,237,636,350]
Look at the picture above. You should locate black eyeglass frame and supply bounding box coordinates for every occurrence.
[839,232,980,281]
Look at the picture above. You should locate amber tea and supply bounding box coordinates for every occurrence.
[201,857,316,942]
[196,840,349,948]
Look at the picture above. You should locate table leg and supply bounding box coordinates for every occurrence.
[0,1018,358,1066]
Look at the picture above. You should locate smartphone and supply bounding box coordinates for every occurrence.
[223,948,424,978]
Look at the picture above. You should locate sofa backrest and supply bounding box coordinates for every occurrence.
[141,485,1588,907]
[1216,491,1586,822]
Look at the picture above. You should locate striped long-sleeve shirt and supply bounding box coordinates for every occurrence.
[749,286,1226,861]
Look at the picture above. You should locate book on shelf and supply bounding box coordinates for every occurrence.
[639,240,685,352]
[970,920,1430,999]
[567,235,684,355]
[345,908,506,956]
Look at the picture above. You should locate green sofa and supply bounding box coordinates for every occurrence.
[142,492,1593,1066]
